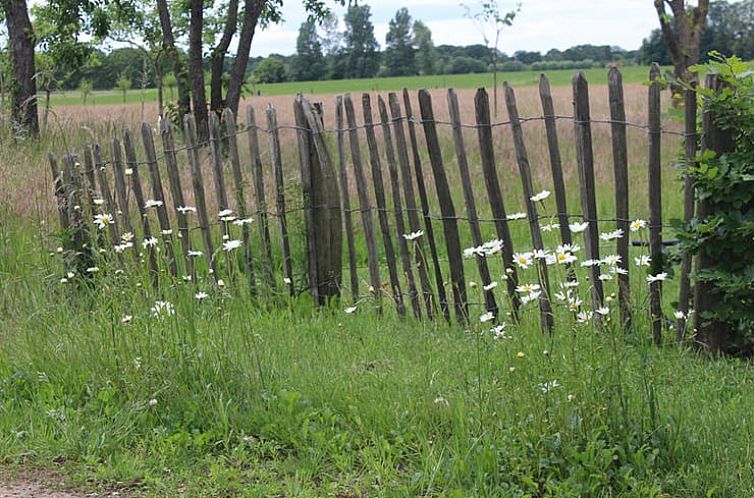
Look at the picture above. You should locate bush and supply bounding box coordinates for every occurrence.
[445,56,487,74]
[680,53,754,349]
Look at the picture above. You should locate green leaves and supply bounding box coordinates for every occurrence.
[682,54,754,338]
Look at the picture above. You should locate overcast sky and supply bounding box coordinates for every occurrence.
[252,0,665,56]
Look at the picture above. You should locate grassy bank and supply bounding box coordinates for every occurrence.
[2,208,754,497]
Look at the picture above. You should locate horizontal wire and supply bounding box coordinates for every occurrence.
[61,113,687,173]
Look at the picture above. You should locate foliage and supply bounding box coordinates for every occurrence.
[342,4,380,79]
[252,56,288,84]
[78,78,92,104]
[412,20,438,76]
[291,19,327,82]
[680,54,754,340]
[115,71,132,103]
[639,0,754,65]
[384,8,416,77]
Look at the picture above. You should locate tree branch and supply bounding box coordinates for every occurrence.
[653,0,682,62]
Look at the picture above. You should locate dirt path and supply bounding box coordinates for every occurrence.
[0,480,80,498]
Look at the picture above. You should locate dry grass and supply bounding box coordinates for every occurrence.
[2,82,684,238]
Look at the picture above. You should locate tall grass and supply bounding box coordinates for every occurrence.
[3,79,754,496]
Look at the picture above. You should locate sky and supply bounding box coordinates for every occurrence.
[251,0,665,56]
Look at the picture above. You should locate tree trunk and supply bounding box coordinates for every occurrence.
[210,0,238,112]
[188,0,209,142]
[225,0,265,116]
[2,0,39,135]
[156,0,191,120]
[156,57,164,116]
[694,74,736,353]
[653,0,709,83]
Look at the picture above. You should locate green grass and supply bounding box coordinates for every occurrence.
[3,202,754,497]
[48,66,654,106]
[5,72,754,496]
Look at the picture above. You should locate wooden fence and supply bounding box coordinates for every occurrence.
[49,64,701,343]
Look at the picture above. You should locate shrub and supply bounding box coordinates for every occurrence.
[680,53,754,350]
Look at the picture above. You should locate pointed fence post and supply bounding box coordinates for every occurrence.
[474,88,521,317]
[504,82,554,332]
[447,88,498,318]
[418,89,468,324]
[607,67,632,330]
[647,63,663,344]
[572,73,605,317]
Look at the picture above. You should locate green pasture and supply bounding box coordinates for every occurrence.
[48,66,655,106]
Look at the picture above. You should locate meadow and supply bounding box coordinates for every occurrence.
[2,68,754,497]
[47,66,653,106]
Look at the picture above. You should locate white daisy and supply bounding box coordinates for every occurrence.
[403,230,424,241]
[600,229,624,241]
[151,300,175,319]
[144,199,163,209]
[630,219,647,232]
[569,222,589,233]
[93,213,114,230]
[635,255,651,267]
[506,212,527,221]
[646,272,668,283]
[223,239,243,252]
[483,281,498,291]
[530,190,551,202]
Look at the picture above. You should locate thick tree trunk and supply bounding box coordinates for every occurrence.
[188,0,209,142]
[156,57,164,116]
[653,0,709,83]
[2,0,39,135]
[225,0,265,116]
[210,0,238,112]
[156,0,191,120]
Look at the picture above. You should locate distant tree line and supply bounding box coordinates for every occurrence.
[249,5,643,84]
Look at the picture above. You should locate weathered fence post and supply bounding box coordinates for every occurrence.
[474,88,521,316]
[266,104,293,296]
[377,95,421,319]
[388,92,436,319]
[110,138,140,263]
[49,154,70,237]
[140,122,177,277]
[572,73,605,317]
[607,67,632,330]
[224,108,257,292]
[677,81,697,340]
[92,144,123,265]
[447,88,498,318]
[122,128,159,280]
[538,75,576,260]
[403,89,449,321]
[184,114,217,277]
[246,106,275,288]
[647,63,663,344]
[343,93,382,311]
[504,82,554,332]
[294,95,343,305]
[158,119,194,278]
[61,154,93,272]
[362,93,405,317]
[335,96,360,302]
[418,89,468,324]
[693,74,736,352]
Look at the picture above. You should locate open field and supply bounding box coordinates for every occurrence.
[46,66,656,107]
[4,73,754,496]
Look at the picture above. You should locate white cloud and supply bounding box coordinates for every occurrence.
[249,0,663,57]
